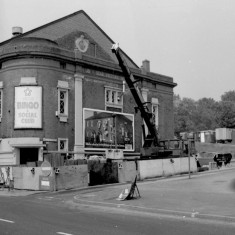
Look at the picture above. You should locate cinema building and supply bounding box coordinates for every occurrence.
[0,10,177,166]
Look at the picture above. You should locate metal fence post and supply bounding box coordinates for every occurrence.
[188,139,191,179]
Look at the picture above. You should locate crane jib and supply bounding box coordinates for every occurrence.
[111,44,159,146]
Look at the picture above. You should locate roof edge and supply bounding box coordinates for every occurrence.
[0,10,139,69]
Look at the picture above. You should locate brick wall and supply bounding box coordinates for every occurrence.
[0,19,176,155]
[0,57,76,151]
[23,11,137,69]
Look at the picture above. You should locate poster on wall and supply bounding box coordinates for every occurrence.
[83,108,134,151]
[14,86,42,129]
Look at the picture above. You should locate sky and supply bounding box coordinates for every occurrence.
[1,0,235,101]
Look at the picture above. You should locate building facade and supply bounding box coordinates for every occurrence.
[0,10,176,165]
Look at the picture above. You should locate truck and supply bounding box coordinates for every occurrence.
[111,44,194,158]
[215,128,232,143]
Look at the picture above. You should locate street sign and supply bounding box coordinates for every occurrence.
[41,160,52,176]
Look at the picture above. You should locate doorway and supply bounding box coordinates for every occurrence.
[20,148,39,165]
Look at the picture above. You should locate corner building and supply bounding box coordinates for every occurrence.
[0,10,177,165]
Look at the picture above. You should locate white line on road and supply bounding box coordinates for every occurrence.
[57,232,74,235]
[37,197,52,200]
[0,218,15,223]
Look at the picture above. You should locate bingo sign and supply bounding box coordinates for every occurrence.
[14,86,42,129]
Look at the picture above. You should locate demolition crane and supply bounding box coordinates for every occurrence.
[111,44,172,158]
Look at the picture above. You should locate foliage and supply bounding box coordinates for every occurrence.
[174,96,196,135]
[193,98,218,131]
[215,101,235,128]
[221,90,235,102]
[174,90,235,135]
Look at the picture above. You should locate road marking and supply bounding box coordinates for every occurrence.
[57,232,74,235]
[37,197,52,201]
[0,218,14,223]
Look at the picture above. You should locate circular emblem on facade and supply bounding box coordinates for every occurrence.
[75,35,89,53]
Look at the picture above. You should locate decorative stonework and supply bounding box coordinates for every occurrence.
[75,35,89,53]
[83,67,122,80]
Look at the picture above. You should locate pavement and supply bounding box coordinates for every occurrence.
[0,188,45,196]
[71,166,235,223]
[1,166,235,224]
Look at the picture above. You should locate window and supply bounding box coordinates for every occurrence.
[59,90,67,114]
[58,138,68,152]
[106,90,110,102]
[152,98,159,130]
[112,91,115,103]
[57,81,69,122]
[105,87,123,112]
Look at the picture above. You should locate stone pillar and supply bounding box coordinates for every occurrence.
[74,73,85,159]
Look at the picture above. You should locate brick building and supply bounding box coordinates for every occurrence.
[0,10,177,165]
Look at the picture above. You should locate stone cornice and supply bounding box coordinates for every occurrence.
[0,43,177,88]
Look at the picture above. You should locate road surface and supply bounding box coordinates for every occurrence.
[0,168,235,234]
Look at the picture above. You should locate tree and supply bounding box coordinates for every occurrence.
[216,90,235,128]
[174,96,218,135]
[174,95,197,136]
[174,90,235,135]
[221,90,235,102]
[194,98,218,131]
[215,101,235,128]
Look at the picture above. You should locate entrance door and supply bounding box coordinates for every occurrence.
[20,148,39,165]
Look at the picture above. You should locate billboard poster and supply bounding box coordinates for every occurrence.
[83,108,134,151]
[14,86,42,129]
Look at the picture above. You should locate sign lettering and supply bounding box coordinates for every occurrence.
[14,86,42,128]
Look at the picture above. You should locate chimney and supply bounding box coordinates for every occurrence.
[12,26,23,37]
[141,60,150,73]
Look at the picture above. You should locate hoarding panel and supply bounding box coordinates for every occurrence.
[83,108,134,151]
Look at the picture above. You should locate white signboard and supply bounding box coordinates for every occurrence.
[14,86,42,129]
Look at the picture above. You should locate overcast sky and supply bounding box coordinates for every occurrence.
[1,0,235,101]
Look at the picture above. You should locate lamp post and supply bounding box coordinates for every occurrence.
[188,139,191,179]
